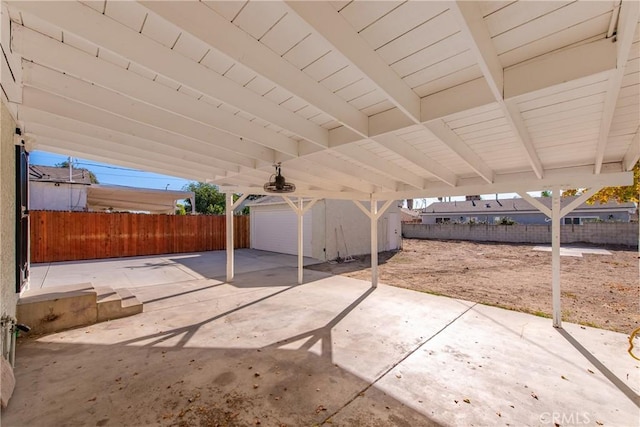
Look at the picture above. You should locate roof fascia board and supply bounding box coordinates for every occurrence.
[373,167,632,200]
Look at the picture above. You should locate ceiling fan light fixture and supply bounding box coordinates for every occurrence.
[264,163,296,193]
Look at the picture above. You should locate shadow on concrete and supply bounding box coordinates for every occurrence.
[265,287,376,362]
[306,250,399,276]
[5,284,441,427]
[5,341,441,427]
[121,268,364,349]
[556,327,640,407]
[142,281,228,305]
[137,249,321,286]
[120,284,300,348]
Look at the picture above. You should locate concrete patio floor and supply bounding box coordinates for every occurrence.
[4,250,639,426]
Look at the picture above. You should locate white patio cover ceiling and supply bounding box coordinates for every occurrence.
[1,1,638,200]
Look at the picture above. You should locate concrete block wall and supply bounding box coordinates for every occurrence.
[402,223,639,247]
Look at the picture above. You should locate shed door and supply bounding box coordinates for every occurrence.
[252,208,312,256]
[387,213,400,250]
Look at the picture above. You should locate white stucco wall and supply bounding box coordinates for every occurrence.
[322,200,401,261]
[250,199,402,261]
[30,181,88,211]
[1,101,18,320]
[310,200,326,260]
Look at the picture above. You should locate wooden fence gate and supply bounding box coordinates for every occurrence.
[30,211,250,263]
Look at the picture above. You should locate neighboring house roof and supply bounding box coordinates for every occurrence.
[29,165,92,184]
[86,185,194,214]
[401,208,420,218]
[421,196,635,216]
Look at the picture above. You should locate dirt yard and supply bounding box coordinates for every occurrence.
[308,239,639,334]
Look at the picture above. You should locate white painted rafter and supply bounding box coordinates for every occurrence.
[31,135,221,181]
[622,128,639,171]
[141,1,368,139]
[280,1,475,193]
[284,161,375,194]
[336,144,426,189]
[286,0,421,124]
[20,86,258,170]
[2,1,636,204]
[1,3,22,103]
[594,0,640,174]
[7,0,329,147]
[503,39,616,101]
[374,133,457,187]
[21,62,276,164]
[425,120,494,183]
[11,25,300,158]
[308,153,399,191]
[20,106,239,176]
[450,0,544,179]
[450,1,503,101]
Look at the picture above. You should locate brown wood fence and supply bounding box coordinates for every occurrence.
[30,211,250,263]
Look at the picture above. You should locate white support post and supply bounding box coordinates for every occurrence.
[371,196,379,288]
[353,199,372,217]
[517,191,551,218]
[283,196,306,285]
[352,198,397,288]
[226,192,234,282]
[297,197,304,285]
[551,186,562,328]
[560,187,601,217]
[519,189,605,329]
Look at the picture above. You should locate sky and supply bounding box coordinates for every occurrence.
[30,150,534,207]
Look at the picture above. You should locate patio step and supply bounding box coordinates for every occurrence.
[95,287,143,322]
[17,283,143,335]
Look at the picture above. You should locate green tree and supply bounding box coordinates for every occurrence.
[183,182,226,214]
[541,190,551,197]
[563,161,639,204]
[182,183,262,214]
[175,203,187,215]
[55,161,99,184]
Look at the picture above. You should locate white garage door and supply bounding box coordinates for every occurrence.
[251,208,313,256]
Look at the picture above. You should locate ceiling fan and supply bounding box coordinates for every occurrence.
[263,162,296,193]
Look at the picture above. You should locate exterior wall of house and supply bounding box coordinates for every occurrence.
[323,200,401,261]
[403,223,639,247]
[29,181,88,211]
[310,200,326,260]
[422,211,630,225]
[1,101,19,321]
